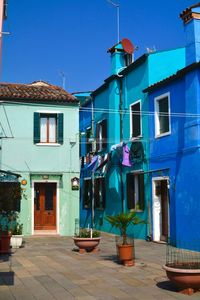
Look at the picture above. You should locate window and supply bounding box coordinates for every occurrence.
[130,101,141,138]
[86,127,93,154]
[96,119,107,151]
[34,112,63,144]
[94,177,105,209]
[83,179,92,209]
[127,173,144,210]
[155,93,170,137]
[124,53,132,67]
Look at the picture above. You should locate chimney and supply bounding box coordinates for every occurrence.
[181,3,200,149]
[180,3,200,65]
[107,38,134,75]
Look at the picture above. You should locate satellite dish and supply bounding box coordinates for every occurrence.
[121,38,134,54]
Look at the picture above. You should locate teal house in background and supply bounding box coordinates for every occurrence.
[79,39,186,239]
[0,81,79,236]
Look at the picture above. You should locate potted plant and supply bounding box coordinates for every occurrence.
[10,222,23,249]
[73,228,101,254]
[163,241,200,295]
[106,211,145,266]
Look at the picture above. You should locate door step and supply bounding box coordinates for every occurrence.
[33,230,59,237]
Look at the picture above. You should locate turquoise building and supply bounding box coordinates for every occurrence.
[79,40,186,239]
[0,81,79,236]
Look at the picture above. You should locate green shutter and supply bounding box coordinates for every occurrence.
[33,112,40,144]
[102,119,107,149]
[101,177,106,209]
[127,173,135,209]
[94,178,99,208]
[96,123,100,152]
[138,173,145,210]
[57,113,64,144]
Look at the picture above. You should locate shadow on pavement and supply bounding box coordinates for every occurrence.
[156,280,177,292]
[0,272,14,286]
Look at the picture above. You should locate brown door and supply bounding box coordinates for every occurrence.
[160,180,169,241]
[34,183,56,230]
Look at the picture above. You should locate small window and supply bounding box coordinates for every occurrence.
[94,177,105,210]
[124,53,132,67]
[96,119,107,152]
[34,112,64,144]
[130,101,141,138]
[155,94,170,137]
[127,173,144,210]
[83,179,92,209]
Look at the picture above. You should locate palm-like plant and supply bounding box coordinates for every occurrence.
[106,211,145,245]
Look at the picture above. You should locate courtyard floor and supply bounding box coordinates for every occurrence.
[0,233,200,300]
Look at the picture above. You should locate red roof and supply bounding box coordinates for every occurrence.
[0,81,78,103]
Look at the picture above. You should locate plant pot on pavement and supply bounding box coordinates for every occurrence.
[0,231,11,254]
[116,236,135,266]
[10,235,23,248]
[73,228,101,254]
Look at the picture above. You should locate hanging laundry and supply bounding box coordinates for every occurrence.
[122,144,132,167]
[110,142,123,151]
[87,155,98,171]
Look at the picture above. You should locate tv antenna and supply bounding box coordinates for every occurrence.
[107,0,120,43]
[59,71,66,90]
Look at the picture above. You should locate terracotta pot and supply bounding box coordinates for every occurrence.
[163,264,200,295]
[118,244,134,266]
[73,237,101,254]
[0,231,11,254]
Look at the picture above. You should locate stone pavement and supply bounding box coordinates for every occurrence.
[0,233,200,300]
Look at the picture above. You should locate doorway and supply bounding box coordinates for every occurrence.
[152,178,169,242]
[34,183,57,230]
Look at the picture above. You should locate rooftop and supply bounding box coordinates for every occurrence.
[0,81,78,103]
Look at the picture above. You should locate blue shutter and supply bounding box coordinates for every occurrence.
[57,113,64,144]
[33,113,40,144]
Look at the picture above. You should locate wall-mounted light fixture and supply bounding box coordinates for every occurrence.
[71,177,79,190]
[21,179,27,186]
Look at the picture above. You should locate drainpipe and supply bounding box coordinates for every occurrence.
[116,70,125,213]
[91,95,95,228]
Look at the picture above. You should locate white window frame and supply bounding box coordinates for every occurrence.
[129,100,142,139]
[154,92,171,138]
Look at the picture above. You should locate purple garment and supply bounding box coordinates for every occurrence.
[122,144,132,167]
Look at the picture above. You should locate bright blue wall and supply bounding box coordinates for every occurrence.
[148,69,200,250]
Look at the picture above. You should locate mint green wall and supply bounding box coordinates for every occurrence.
[0,101,79,236]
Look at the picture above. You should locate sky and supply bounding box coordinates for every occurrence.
[1,0,197,93]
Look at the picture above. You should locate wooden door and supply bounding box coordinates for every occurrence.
[34,183,56,230]
[160,180,169,241]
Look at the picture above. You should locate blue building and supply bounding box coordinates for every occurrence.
[79,38,186,238]
[144,3,200,249]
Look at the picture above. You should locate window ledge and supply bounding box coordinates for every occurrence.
[129,136,142,141]
[130,209,144,213]
[35,143,62,147]
[155,131,171,139]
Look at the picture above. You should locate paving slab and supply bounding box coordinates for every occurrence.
[0,233,199,299]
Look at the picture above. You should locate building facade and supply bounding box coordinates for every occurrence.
[79,39,186,239]
[144,3,200,249]
[0,81,79,236]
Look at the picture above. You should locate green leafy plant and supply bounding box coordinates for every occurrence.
[11,223,23,235]
[75,228,100,238]
[106,211,145,245]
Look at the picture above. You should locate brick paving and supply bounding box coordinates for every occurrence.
[0,233,200,300]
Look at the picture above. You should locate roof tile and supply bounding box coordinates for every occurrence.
[0,81,78,103]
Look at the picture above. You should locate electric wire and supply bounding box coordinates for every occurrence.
[2,105,14,138]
